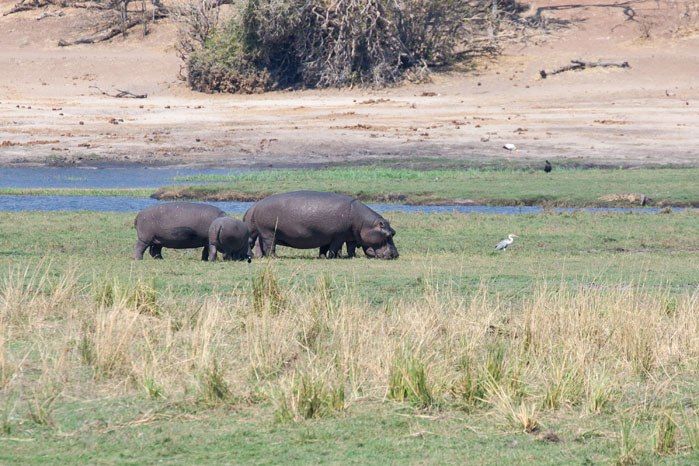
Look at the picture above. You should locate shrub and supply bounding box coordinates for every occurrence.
[185,0,474,92]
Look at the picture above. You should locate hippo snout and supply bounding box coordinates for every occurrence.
[365,240,399,260]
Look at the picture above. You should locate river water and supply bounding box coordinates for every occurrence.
[0,167,234,189]
[0,167,684,214]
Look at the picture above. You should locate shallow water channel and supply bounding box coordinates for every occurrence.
[0,167,681,214]
[0,167,234,189]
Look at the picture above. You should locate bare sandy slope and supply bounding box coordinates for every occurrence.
[0,0,697,168]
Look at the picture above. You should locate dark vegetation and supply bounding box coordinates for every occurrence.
[180,0,524,92]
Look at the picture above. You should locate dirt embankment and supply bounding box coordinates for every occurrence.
[0,0,698,168]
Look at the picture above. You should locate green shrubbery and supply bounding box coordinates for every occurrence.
[184,0,472,92]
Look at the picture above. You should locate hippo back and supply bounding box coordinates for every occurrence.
[246,191,354,248]
[136,202,225,247]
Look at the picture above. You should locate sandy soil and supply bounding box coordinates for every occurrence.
[0,0,697,168]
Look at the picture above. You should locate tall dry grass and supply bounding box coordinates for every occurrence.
[1,262,698,447]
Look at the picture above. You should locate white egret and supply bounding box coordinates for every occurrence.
[495,234,518,251]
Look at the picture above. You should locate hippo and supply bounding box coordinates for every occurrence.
[133,202,225,260]
[208,216,252,262]
[244,191,398,259]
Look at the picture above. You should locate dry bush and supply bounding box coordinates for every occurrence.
[1,263,698,438]
[183,0,480,92]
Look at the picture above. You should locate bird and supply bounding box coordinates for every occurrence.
[544,160,552,173]
[495,234,518,251]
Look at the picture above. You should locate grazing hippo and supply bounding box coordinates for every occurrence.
[133,202,225,260]
[208,217,252,262]
[244,191,399,259]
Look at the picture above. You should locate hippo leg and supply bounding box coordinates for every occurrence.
[149,245,163,260]
[201,246,209,261]
[208,244,218,262]
[253,238,263,258]
[259,233,276,257]
[319,245,329,258]
[346,241,357,258]
[133,240,149,260]
[325,238,344,259]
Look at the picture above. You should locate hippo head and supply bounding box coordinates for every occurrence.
[224,239,253,263]
[360,219,399,260]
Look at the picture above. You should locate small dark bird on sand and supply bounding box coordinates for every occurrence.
[544,160,552,173]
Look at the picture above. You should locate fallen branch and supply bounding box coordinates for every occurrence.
[89,85,147,98]
[3,0,38,16]
[36,10,64,20]
[58,17,142,46]
[540,60,630,79]
[68,1,113,10]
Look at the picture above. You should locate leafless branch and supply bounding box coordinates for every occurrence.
[540,60,631,79]
[89,85,148,98]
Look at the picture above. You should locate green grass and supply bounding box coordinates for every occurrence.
[1,210,698,464]
[155,167,699,206]
[0,210,697,298]
[4,167,697,208]
[4,402,697,465]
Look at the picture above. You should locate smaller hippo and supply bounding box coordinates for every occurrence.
[208,217,252,262]
[133,202,224,260]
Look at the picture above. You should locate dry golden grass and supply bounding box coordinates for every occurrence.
[1,261,698,451]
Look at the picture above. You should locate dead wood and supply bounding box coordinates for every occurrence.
[89,85,147,98]
[540,60,630,79]
[58,17,142,46]
[3,0,39,16]
[36,10,65,20]
[69,2,113,10]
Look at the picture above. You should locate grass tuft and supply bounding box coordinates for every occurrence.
[275,370,346,422]
[616,417,639,465]
[252,266,286,316]
[198,358,232,405]
[387,354,433,408]
[653,412,678,456]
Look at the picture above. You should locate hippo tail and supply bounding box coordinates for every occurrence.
[215,224,223,246]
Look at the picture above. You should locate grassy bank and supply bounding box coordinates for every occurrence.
[1,211,698,463]
[152,167,699,207]
[2,167,697,208]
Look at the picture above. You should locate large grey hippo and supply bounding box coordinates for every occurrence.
[244,191,399,259]
[133,202,225,260]
[208,216,252,262]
